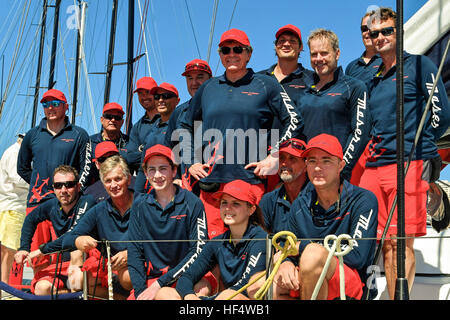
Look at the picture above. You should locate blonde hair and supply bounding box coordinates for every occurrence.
[308,28,339,52]
[99,155,131,183]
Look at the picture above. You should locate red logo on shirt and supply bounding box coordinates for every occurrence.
[61,138,74,143]
[327,93,342,96]
[241,91,260,96]
[170,214,187,220]
[289,84,306,89]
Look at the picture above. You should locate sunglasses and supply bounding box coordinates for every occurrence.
[53,180,78,189]
[96,152,118,164]
[360,25,369,33]
[218,46,245,55]
[154,92,177,100]
[184,63,211,74]
[42,100,64,108]
[369,26,395,39]
[103,113,123,121]
[280,139,306,151]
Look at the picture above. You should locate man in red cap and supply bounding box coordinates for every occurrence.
[127,144,211,300]
[85,102,129,186]
[135,83,180,193]
[17,88,90,276]
[259,138,308,233]
[258,24,314,100]
[126,77,159,174]
[275,133,378,300]
[179,28,304,239]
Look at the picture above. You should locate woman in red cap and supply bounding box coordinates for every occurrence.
[156,179,268,300]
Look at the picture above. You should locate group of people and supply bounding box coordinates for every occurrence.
[0,6,449,301]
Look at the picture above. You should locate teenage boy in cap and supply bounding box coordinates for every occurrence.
[180,28,304,238]
[275,133,378,300]
[85,102,129,186]
[17,88,90,273]
[135,83,180,193]
[300,29,371,181]
[259,138,308,233]
[359,7,450,299]
[126,77,159,173]
[14,165,96,295]
[127,144,211,300]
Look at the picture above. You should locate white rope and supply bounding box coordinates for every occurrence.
[311,234,355,300]
[105,241,114,301]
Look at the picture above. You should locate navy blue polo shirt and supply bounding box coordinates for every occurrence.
[85,130,129,186]
[17,117,90,207]
[286,180,378,288]
[345,52,382,86]
[299,67,371,180]
[259,181,309,233]
[164,100,190,149]
[180,68,304,185]
[127,185,208,297]
[176,223,267,298]
[125,113,160,172]
[366,52,450,166]
[61,195,132,255]
[19,194,96,260]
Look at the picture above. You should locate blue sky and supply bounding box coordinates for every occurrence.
[1,0,447,179]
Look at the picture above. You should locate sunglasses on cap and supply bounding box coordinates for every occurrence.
[185,63,211,74]
[103,113,123,121]
[360,25,369,33]
[42,100,65,108]
[280,139,306,151]
[369,26,395,39]
[96,152,118,164]
[53,180,78,189]
[218,46,245,55]
[154,92,177,100]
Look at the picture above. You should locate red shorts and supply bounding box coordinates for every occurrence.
[200,183,265,239]
[359,160,429,238]
[31,261,71,293]
[350,142,370,186]
[290,257,363,300]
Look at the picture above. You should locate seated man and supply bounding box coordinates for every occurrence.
[275,134,378,300]
[62,155,134,299]
[14,165,96,295]
[127,144,212,300]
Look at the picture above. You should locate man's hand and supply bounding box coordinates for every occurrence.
[110,250,128,271]
[75,236,98,252]
[245,153,279,179]
[137,280,161,300]
[188,163,210,180]
[14,250,30,265]
[275,261,299,291]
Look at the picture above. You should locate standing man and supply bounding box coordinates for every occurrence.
[127,144,210,300]
[135,83,180,193]
[276,134,378,300]
[300,29,371,181]
[345,12,382,85]
[17,89,90,272]
[180,28,304,238]
[0,134,29,294]
[359,7,450,299]
[86,102,129,186]
[259,138,308,233]
[126,77,159,173]
[14,165,96,295]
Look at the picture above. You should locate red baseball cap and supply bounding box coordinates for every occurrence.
[143,144,176,165]
[40,89,67,103]
[217,180,257,205]
[102,102,125,116]
[275,24,302,43]
[279,138,306,158]
[94,141,119,160]
[182,59,212,76]
[134,77,158,93]
[219,28,250,47]
[302,134,343,160]
[150,82,179,97]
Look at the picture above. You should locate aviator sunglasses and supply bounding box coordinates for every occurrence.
[369,26,395,39]
[103,113,123,121]
[53,180,78,189]
[42,100,65,108]
[154,92,177,100]
[218,46,245,55]
[280,139,306,151]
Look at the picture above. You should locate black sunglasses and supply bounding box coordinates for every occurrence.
[219,46,245,55]
[53,181,78,189]
[360,25,369,33]
[154,92,177,100]
[103,113,123,121]
[369,26,395,39]
[280,139,306,151]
